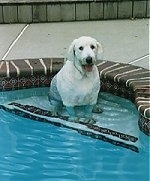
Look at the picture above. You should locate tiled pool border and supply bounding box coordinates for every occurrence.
[0,58,149,136]
[0,0,149,23]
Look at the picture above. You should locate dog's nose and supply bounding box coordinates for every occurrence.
[86,56,92,64]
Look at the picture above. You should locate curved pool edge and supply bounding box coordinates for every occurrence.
[0,58,149,136]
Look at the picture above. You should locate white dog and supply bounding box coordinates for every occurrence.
[48,36,103,123]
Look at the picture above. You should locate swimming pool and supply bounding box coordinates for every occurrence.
[0,87,149,181]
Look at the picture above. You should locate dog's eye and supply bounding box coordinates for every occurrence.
[79,46,84,51]
[90,45,95,49]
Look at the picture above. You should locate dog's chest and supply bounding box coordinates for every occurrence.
[73,77,96,93]
[73,79,98,103]
[59,75,100,105]
[57,61,100,105]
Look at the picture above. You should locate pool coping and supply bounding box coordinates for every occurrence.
[0,58,149,136]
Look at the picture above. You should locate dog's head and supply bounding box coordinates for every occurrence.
[67,36,103,72]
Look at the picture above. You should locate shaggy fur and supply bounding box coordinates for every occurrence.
[48,36,103,123]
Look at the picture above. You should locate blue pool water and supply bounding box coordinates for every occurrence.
[0,88,149,181]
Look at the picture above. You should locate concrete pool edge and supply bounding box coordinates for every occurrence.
[0,58,149,136]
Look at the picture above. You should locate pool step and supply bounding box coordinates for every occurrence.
[0,0,149,24]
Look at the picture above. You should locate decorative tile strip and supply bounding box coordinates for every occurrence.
[138,115,150,136]
[0,58,149,136]
[0,103,139,153]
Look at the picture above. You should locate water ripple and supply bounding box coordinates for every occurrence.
[0,91,149,181]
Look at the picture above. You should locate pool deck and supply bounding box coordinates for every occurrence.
[0,19,150,135]
[0,19,149,69]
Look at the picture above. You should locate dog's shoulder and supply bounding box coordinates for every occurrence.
[58,60,77,78]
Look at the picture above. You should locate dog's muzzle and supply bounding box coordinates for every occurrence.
[86,56,93,64]
[82,56,94,72]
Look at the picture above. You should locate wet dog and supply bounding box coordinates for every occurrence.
[48,36,103,123]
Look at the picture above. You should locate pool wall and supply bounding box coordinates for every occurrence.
[0,58,149,136]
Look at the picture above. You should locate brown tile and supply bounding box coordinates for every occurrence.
[97,61,117,75]
[39,74,51,87]
[9,61,18,77]
[42,58,64,75]
[129,79,150,90]
[114,66,144,82]
[0,61,7,77]
[10,59,33,76]
[0,78,8,91]
[8,77,19,90]
[103,64,130,80]
[28,59,47,75]
[119,71,149,83]
[41,58,51,75]
[28,75,39,88]
[18,76,29,89]
[101,79,134,101]
[136,102,150,115]
[52,58,64,73]
[138,116,150,136]
[0,77,18,91]
[135,97,150,103]
[135,88,150,98]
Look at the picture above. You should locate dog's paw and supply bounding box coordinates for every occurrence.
[51,111,58,117]
[68,116,79,123]
[79,117,96,124]
[88,118,96,124]
[92,104,103,113]
[86,117,96,124]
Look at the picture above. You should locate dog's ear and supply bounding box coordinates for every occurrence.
[96,42,103,60]
[67,39,77,62]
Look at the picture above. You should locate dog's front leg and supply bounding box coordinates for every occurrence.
[48,97,63,116]
[82,105,96,124]
[66,106,79,122]
[92,104,103,113]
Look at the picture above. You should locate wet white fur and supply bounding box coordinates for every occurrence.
[49,36,103,120]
